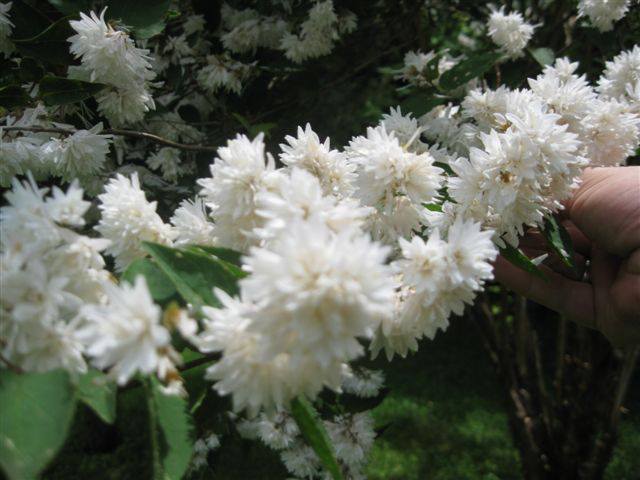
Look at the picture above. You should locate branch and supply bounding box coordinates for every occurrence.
[1,125,219,153]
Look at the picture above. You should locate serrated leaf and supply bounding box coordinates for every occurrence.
[0,85,31,109]
[499,243,547,280]
[142,242,241,308]
[529,47,555,67]
[438,51,503,91]
[0,370,76,480]
[290,396,344,480]
[147,378,194,480]
[542,216,576,269]
[76,370,117,424]
[122,258,180,306]
[107,0,172,39]
[13,16,74,65]
[39,76,106,106]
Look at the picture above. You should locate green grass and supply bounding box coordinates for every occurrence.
[42,315,640,479]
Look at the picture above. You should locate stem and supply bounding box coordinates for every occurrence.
[1,125,219,153]
[145,379,163,480]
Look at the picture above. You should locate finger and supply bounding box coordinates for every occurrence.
[493,255,595,328]
[560,220,591,257]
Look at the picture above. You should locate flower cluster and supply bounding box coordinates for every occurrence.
[487,8,536,59]
[68,9,156,125]
[237,369,381,479]
[578,0,632,32]
[0,177,108,373]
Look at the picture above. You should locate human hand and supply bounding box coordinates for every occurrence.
[494,167,640,349]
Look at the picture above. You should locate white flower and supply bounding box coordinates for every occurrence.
[147,147,182,182]
[183,14,206,35]
[325,412,376,472]
[77,276,173,385]
[96,173,176,271]
[198,292,303,414]
[254,167,369,243]
[341,367,385,398]
[0,2,14,58]
[40,124,112,181]
[68,9,156,125]
[241,219,395,365]
[380,107,427,153]
[198,133,278,250]
[68,9,155,88]
[170,197,217,246]
[280,443,321,478]
[397,50,459,88]
[93,86,156,126]
[597,45,640,103]
[1,177,108,374]
[347,125,444,242]
[487,8,535,59]
[578,0,631,32]
[279,123,356,196]
[45,181,91,227]
[253,410,300,450]
[528,58,597,131]
[374,219,496,360]
[579,98,640,166]
[197,54,254,95]
[280,0,347,63]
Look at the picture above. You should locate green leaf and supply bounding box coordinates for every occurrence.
[399,93,448,117]
[142,242,241,308]
[0,85,32,109]
[107,0,172,39]
[8,0,51,40]
[424,203,442,212]
[76,370,117,425]
[13,16,74,66]
[122,258,180,306]
[542,216,576,270]
[188,245,243,266]
[499,243,547,280]
[146,378,194,480]
[290,396,343,480]
[438,51,503,91]
[529,47,555,67]
[0,370,76,480]
[39,76,106,106]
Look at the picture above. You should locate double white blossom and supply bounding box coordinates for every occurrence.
[487,8,535,59]
[96,172,176,271]
[578,0,631,32]
[68,9,156,125]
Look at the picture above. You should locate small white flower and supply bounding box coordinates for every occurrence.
[578,0,631,32]
[147,147,182,182]
[40,124,112,181]
[597,45,640,103]
[341,367,385,398]
[170,197,217,246]
[279,123,356,196]
[96,172,176,271]
[487,8,535,59]
[77,276,174,385]
[197,54,254,95]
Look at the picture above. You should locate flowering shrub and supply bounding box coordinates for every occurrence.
[0,1,638,479]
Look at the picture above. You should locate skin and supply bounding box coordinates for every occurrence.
[494,167,640,349]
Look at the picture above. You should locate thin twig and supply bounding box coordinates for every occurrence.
[1,125,219,153]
